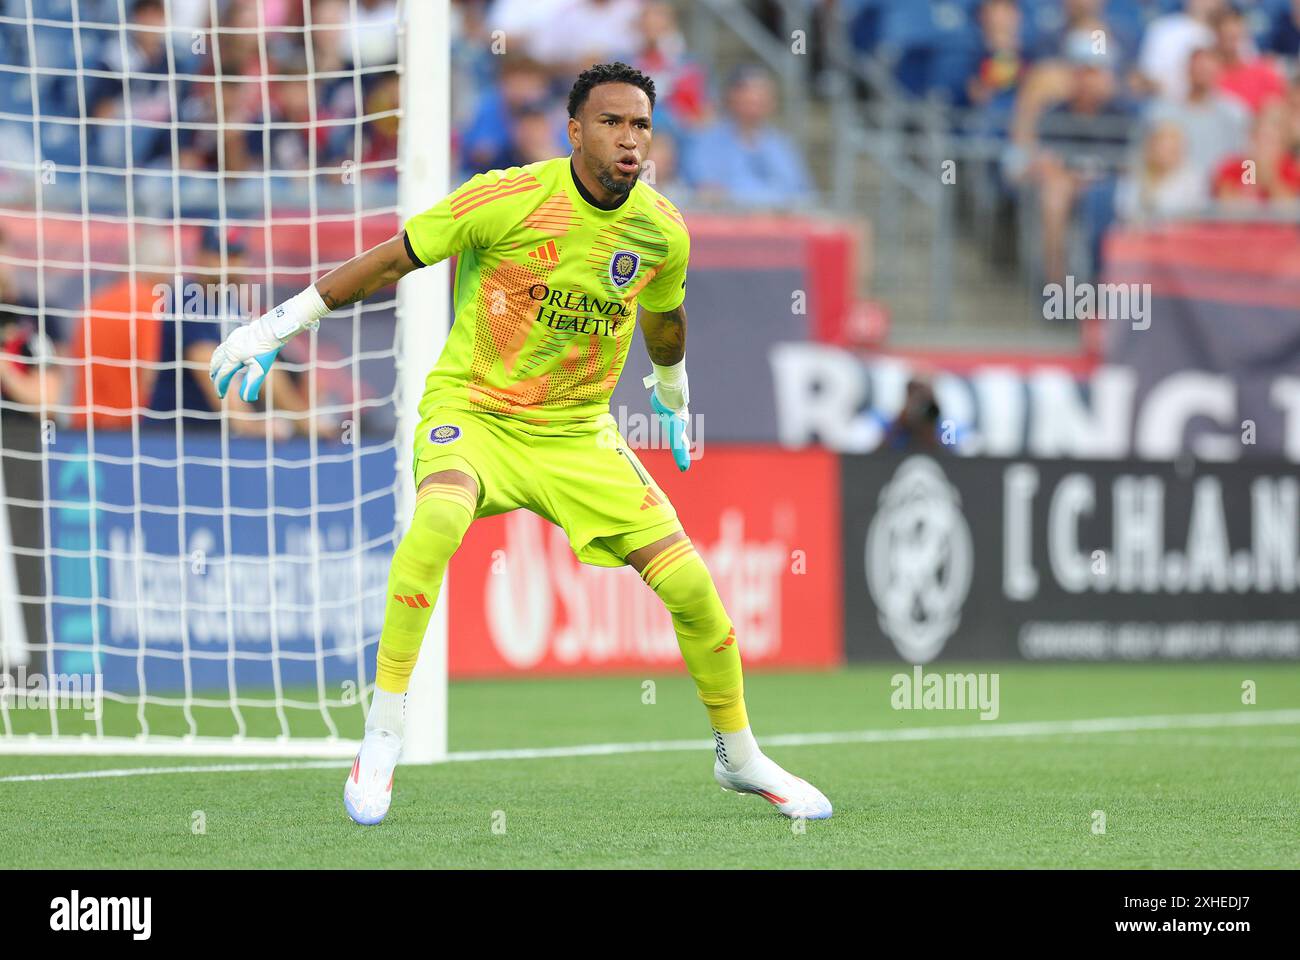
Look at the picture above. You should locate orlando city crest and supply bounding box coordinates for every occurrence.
[609,249,640,288]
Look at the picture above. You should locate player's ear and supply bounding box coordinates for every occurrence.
[567,116,581,150]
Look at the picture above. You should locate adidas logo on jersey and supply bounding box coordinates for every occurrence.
[527,239,560,263]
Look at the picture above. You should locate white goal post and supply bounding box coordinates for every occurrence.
[394,0,448,765]
[0,0,449,760]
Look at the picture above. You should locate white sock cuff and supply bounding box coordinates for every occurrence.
[713,725,759,771]
[366,688,406,736]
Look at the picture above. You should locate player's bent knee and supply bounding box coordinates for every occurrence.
[654,556,720,610]
[380,485,477,676]
[643,542,729,626]
[396,489,475,575]
[388,483,476,600]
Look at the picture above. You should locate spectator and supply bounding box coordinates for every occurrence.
[1032,0,1131,69]
[68,232,170,431]
[450,0,497,130]
[1144,46,1249,182]
[1137,0,1222,101]
[173,74,213,165]
[147,226,331,439]
[1212,5,1286,114]
[966,0,1032,116]
[882,377,943,452]
[634,0,711,130]
[506,101,567,166]
[681,65,815,209]
[1006,40,1137,283]
[209,2,264,78]
[359,71,402,178]
[265,65,349,175]
[1115,121,1208,222]
[306,0,362,117]
[0,261,59,672]
[147,226,255,435]
[87,0,175,169]
[0,265,62,423]
[174,74,269,178]
[458,56,555,175]
[1213,103,1300,208]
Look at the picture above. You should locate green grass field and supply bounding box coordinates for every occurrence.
[2,663,1297,868]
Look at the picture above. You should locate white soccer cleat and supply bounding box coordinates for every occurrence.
[344,729,401,825]
[714,753,833,820]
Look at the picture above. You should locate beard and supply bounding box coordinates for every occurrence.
[596,161,638,195]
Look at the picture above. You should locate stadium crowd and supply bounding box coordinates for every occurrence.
[0,0,812,208]
[8,0,1300,430]
[846,0,1300,280]
[0,0,813,432]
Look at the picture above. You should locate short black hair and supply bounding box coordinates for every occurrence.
[566,62,656,119]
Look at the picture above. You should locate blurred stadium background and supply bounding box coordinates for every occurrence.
[1,0,1299,867]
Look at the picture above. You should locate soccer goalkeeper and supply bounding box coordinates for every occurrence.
[210,62,831,825]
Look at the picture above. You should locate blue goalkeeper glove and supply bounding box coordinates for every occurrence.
[643,360,691,472]
[209,287,328,402]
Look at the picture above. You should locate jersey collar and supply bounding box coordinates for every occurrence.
[568,155,634,214]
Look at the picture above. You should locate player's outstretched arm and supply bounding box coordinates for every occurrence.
[639,304,692,471]
[313,231,422,311]
[209,231,421,402]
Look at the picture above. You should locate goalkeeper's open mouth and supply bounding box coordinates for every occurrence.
[615,154,640,176]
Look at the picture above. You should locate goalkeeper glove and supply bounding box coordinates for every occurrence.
[209,286,328,402]
[643,358,691,472]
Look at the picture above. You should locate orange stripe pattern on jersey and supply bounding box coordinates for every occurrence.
[450,173,542,220]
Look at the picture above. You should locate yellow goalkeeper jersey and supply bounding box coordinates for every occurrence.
[403,155,690,430]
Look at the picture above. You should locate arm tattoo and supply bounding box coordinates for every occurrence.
[317,238,410,311]
[321,287,370,310]
[641,304,686,365]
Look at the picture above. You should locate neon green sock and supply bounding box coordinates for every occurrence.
[376,482,475,693]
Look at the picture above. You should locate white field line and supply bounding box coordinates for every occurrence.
[2,708,1298,783]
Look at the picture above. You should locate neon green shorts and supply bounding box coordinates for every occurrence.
[411,407,682,567]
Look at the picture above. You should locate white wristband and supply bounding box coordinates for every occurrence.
[642,357,688,408]
[642,357,686,388]
[265,284,329,342]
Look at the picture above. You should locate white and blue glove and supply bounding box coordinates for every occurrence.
[643,358,691,472]
[209,286,328,402]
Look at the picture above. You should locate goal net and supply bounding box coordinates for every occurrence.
[0,0,447,759]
